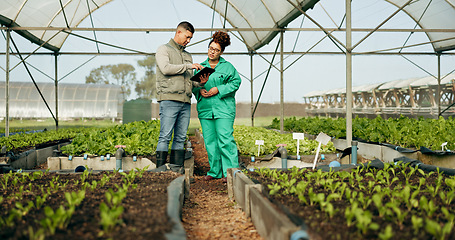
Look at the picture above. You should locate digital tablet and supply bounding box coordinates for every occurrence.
[191,67,215,82]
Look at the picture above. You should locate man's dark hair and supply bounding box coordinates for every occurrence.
[177,21,194,33]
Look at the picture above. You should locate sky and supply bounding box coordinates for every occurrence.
[1,0,455,104]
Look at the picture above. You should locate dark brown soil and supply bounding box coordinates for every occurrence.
[0,171,178,240]
[7,131,452,240]
[247,167,455,240]
[1,136,263,240]
[183,136,263,240]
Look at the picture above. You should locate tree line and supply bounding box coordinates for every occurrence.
[85,56,156,100]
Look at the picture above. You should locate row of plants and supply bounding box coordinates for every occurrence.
[61,120,161,157]
[60,120,335,158]
[0,120,158,157]
[233,125,335,156]
[0,128,97,153]
[0,167,172,239]
[270,115,455,150]
[247,163,455,239]
[2,118,337,158]
[0,128,33,135]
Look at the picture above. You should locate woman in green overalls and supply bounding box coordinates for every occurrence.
[193,31,241,182]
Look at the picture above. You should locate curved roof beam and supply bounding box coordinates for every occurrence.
[286,0,346,51]
[222,1,262,44]
[445,0,455,8]
[198,0,320,51]
[196,0,260,50]
[2,0,322,52]
[1,0,112,51]
[248,0,321,50]
[44,0,72,40]
[0,19,60,52]
[13,0,28,22]
[2,0,455,53]
[385,0,431,51]
[259,0,277,23]
[57,0,112,50]
[352,0,413,51]
[385,0,455,52]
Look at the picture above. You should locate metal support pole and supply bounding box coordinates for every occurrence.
[437,53,441,116]
[250,53,254,127]
[346,0,353,146]
[351,141,358,165]
[5,29,10,137]
[280,31,284,134]
[54,53,59,130]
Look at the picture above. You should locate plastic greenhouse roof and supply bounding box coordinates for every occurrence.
[352,83,383,92]
[375,74,455,90]
[313,83,382,96]
[324,88,345,95]
[377,77,420,90]
[0,0,112,52]
[1,0,455,52]
[385,0,455,52]
[303,90,326,97]
[196,0,319,50]
[409,73,455,87]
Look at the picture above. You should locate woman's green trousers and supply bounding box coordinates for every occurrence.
[200,118,239,178]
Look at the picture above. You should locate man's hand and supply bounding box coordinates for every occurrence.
[192,63,204,70]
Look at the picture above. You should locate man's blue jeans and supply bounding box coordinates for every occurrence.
[156,100,191,151]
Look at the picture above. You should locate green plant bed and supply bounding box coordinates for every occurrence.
[0,169,179,240]
[61,120,161,157]
[270,116,455,151]
[246,162,455,240]
[233,125,335,156]
[0,120,162,160]
[0,128,94,156]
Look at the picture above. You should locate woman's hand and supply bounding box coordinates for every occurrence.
[207,87,219,96]
[200,89,211,98]
[200,87,219,98]
[199,73,209,84]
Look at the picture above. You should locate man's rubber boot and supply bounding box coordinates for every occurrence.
[155,151,168,168]
[170,149,185,174]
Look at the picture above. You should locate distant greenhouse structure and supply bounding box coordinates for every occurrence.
[0,82,122,119]
[303,74,455,119]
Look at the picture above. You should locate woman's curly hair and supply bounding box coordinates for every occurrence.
[210,31,231,52]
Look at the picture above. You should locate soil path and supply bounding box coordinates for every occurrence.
[182,136,263,240]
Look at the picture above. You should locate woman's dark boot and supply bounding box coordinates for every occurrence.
[155,151,168,168]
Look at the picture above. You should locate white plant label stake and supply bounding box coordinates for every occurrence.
[313,132,331,170]
[255,140,264,157]
[293,133,305,157]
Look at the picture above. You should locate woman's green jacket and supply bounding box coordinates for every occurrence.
[192,57,241,119]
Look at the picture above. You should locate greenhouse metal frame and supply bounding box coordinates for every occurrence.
[1,0,455,147]
[304,73,455,118]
